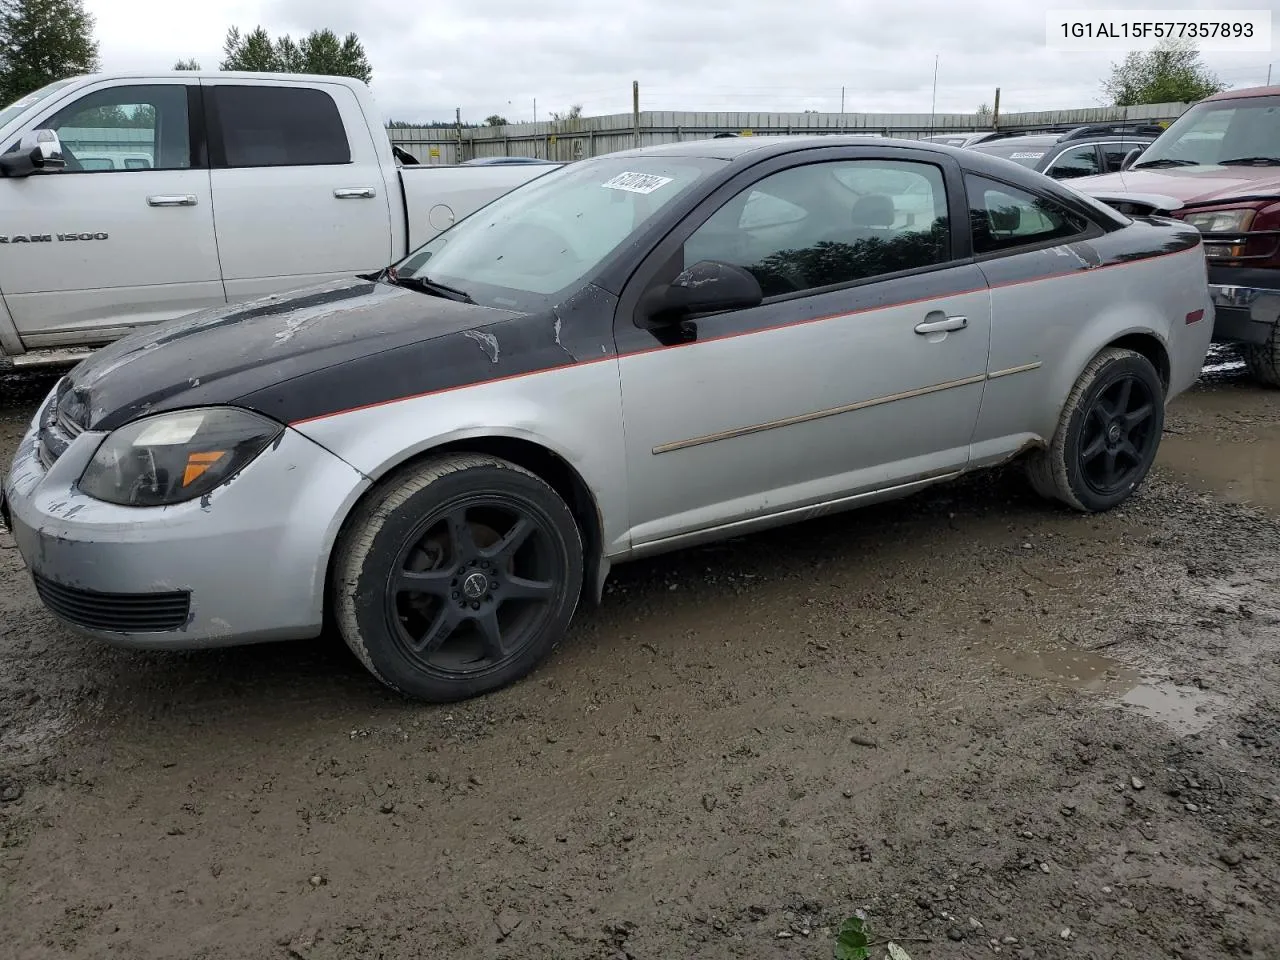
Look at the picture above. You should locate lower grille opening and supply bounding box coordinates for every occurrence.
[32,573,191,633]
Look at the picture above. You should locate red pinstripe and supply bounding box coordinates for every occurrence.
[289,243,1203,427]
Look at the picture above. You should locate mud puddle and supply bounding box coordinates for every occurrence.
[1159,431,1280,513]
[995,645,1230,735]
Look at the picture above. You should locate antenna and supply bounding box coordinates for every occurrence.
[929,54,939,135]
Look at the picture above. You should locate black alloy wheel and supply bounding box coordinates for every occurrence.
[334,454,583,702]
[1075,373,1158,499]
[387,497,560,674]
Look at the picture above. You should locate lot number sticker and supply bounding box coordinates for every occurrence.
[602,171,674,194]
[1009,152,1046,159]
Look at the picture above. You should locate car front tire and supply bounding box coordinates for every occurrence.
[1026,346,1166,513]
[332,453,584,702]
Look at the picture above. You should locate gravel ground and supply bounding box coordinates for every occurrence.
[0,348,1277,960]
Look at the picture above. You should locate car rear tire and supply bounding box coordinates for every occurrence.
[332,454,583,702]
[1025,347,1165,513]
[1242,324,1280,389]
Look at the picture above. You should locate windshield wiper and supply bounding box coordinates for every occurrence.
[383,270,474,304]
[1219,156,1280,166]
[1130,158,1199,169]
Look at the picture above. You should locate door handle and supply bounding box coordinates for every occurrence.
[914,315,968,335]
[334,187,376,199]
[147,194,197,207]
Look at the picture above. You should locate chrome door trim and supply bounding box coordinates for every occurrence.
[651,373,987,455]
[651,361,1043,455]
[987,360,1043,379]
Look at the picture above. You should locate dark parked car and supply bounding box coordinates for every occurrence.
[969,123,1165,180]
[921,132,1006,148]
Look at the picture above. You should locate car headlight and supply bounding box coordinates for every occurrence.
[1182,209,1255,233]
[78,407,284,507]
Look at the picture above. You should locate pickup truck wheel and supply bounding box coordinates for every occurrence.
[1241,324,1280,388]
[333,454,583,702]
[1025,347,1165,513]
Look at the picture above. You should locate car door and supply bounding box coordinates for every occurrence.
[612,146,993,549]
[963,173,1107,462]
[0,79,222,347]
[1044,143,1103,180]
[203,80,395,302]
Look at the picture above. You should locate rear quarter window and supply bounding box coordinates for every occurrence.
[966,175,1090,255]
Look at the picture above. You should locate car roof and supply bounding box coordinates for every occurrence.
[602,134,966,163]
[974,134,1062,148]
[1204,84,1280,102]
[587,134,1121,196]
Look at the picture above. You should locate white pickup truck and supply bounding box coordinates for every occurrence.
[0,71,561,369]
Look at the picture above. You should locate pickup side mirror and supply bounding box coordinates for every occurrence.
[638,259,763,328]
[1120,147,1143,171]
[0,129,66,178]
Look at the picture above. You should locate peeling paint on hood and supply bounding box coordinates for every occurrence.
[65,276,521,432]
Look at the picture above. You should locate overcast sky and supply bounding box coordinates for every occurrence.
[83,0,1275,123]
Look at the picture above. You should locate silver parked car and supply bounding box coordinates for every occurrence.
[2,136,1213,702]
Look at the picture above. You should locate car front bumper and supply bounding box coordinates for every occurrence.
[2,388,371,649]
[1207,283,1280,346]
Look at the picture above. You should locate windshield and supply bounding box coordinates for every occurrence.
[0,77,78,131]
[1133,95,1280,167]
[393,155,722,311]
[970,142,1052,168]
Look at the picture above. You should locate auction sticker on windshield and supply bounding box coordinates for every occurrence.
[602,172,674,194]
[1011,152,1046,159]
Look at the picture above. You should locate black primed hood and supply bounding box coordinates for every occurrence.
[64,277,520,431]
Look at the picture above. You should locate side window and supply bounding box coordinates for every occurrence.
[682,159,951,298]
[209,85,351,168]
[39,84,191,172]
[966,175,1089,255]
[1101,142,1138,172]
[1047,145,1101,179]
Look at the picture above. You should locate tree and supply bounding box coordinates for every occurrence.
[0,0,100,103]
[484,114,507,127]
[220,25,372,83]
[549,104,582,121]
[75,102,154,128]
[1102,39,1225,106]
[975,102,993,124]
[220,26,276,72]
[173,57,200,70]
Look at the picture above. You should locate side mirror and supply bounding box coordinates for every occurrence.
[1120,147,1143,171]
[638,260,763,328]
[0,129,66,178]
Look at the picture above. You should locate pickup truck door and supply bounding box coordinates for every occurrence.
[612,148,992,549]
[202,80,394,301]
[0,79,223,347]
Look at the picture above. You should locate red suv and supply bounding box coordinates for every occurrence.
[1069,86,1280,386]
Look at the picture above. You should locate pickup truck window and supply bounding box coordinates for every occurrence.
[40,84,191,172]
[394,156,720,310]
[1134,95,1280,168]
[208,85,351,168]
